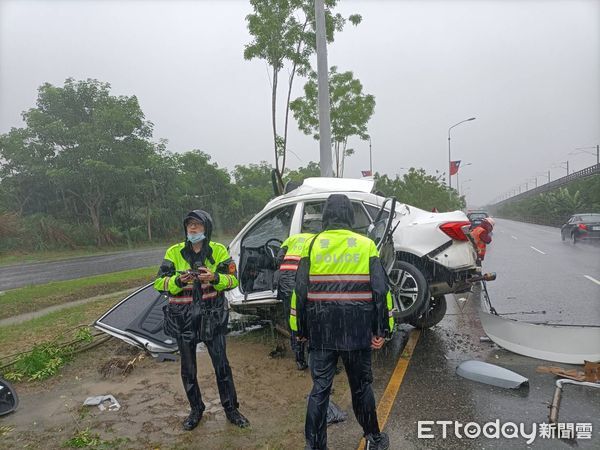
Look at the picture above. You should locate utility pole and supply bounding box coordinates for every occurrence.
[447,117,476,189]
[547,170,551,183]
[315,0,333,177]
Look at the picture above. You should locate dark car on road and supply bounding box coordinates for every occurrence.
[466,210,489,227]
[561,213,600,243]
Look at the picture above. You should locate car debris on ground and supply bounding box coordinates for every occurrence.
[456,360,529,389]
[537,361,600,382]
[83,395,121,411]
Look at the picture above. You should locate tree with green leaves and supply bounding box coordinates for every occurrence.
[244,0,361,179]
[375,168,465,212]
[1,78,156,243]
[284,160,320,185]
[232,161,274,221]
[290,66,375,177]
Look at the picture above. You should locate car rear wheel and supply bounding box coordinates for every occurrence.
[388,260,429,321]
[408,295,447,329]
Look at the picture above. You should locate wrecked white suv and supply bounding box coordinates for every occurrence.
[227,177,479,328]
[94,177,482,353]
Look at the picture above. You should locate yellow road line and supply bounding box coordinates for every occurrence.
[357,329,421,450]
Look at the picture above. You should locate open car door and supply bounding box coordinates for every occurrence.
[94,283,177,353]
[367,197,397,273]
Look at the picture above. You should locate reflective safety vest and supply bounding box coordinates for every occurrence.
[290,229,394,350]
[154,241,238,304]
[279,233,315,272]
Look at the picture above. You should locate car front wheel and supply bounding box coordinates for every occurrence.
[388,260,429,321]
[408,295,447,329]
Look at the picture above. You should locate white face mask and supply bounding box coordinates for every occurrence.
[187,232,205,244]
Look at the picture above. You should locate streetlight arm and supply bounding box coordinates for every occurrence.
[448,117,477,137]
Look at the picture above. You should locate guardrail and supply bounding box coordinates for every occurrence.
[490,163,600,208]
[498,215,564,228]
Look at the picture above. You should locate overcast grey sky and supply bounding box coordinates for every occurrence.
[1,0,598,205]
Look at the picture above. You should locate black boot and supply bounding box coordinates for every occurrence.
[225,408,250,428]
[296,358,308,371]
[182,408,203,431]
[365,432,389,450]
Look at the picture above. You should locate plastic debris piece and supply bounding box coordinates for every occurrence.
[83,395,121,411]
[326,400,347,424]
[156,353,178,362]
[479,293,600,364]
[537,361,600,383]
[456,360,529,389]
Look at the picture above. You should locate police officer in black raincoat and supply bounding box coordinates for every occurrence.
[292,195,394,450]
[154,210,249,431]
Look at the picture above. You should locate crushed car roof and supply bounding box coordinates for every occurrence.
[282,177,375,198]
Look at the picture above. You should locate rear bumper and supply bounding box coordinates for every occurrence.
[429,265,480,296]
[577,231,600,240]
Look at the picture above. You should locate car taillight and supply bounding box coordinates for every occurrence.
[578,224,588,231]
[440,221,471,241]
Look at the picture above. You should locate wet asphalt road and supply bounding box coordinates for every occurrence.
[0,247,166,291]
[485,218,600,326]
[326,218,600,449]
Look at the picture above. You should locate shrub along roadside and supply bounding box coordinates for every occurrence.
[0,266,155,320]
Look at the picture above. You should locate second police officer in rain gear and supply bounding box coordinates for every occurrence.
[291,194,394,450]
[154,210,249,431]
[275,232,315,370]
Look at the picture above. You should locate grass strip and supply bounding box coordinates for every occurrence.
[0,294,121,360]
[0,266,154,320]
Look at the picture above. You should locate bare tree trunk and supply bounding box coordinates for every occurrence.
[271,65,280,176]
[146,204,152,241]
[340,139,348,177]
[282,67,296,175]
[88,204,102,244]
[282,19,309,175]
[71,189,103,245]
[334,142,340,177]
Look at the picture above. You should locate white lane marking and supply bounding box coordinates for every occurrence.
[511,235,518,240]
[530,246,546,255]
[584,275,600,286]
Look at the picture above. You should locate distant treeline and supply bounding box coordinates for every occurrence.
[0,78,462,252]
[493,175,600,227]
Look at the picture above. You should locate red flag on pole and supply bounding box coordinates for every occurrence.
[361,170,372,177]
[449,160,461,176]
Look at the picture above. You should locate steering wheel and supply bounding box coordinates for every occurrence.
[264,238,283,259]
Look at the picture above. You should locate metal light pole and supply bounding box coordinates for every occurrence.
[456,162,472,196]
[460,178,472,196]
[447,117,476,189]
[572,145,600,165]
[554,161,569,176]
[315,0,333,177]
